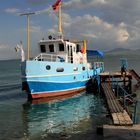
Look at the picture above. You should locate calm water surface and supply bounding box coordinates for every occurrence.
[0,56,140,140]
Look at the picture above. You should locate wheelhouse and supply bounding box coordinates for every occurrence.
[34,38,87,64]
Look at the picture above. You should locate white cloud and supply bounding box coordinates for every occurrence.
[48,12,131,50]
[63,0,107,9]
[18,0,140,50]
[5,8,20,14]
[27,0,47,5]
[81,33,97,39]
[0,44,17,60]
[62,12,71,27]
[20,24,43,34]
[30,25,41,33]
[2,0,140,56]
[0,44,9,49]
[116,29,129,42]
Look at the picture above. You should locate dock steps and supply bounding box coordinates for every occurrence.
[101,83,133,126]
[129,69,140,85]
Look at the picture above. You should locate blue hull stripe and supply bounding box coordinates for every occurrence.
[27,80,89,93]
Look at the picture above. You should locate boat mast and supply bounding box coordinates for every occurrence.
[58,4,63,38]
[20,12,35,60]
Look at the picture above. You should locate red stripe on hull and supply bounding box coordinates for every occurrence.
[31,92,81,104]
[30,87,86,99]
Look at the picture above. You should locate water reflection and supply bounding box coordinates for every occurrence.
[22,92,108,139]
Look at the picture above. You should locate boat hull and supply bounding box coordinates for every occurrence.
[22,79,89,99]
[21,60,103,99]
[25,84,86,99]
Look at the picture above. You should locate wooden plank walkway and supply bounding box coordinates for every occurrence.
[101,83,133,126]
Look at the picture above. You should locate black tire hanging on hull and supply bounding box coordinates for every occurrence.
[86,77,99,93]
[91,77,99,93]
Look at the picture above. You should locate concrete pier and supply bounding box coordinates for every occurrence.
[103,125,140,140]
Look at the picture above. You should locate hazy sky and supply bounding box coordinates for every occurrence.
[1,0,140,60]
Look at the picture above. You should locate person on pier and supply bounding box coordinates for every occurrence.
[121,65,126,77]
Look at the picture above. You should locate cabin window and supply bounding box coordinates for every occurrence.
[46,65,51,70]
[76,44,80,52]
[56,67,64,72]
[40,45,46,53]
[49,44,54,52]
[59,43,64,51]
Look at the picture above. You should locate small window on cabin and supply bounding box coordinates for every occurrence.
[56,67,64,72]
[40,45,46,53]
[59,43,64,51]
[76,44,80,52]
[49,44,54,52]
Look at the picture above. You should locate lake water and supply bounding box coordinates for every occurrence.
[0,55,140,140]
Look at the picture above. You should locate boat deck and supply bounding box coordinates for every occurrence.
[99,71,132,79]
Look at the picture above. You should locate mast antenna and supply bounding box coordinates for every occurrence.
[20,12,35,60]
[58,4,62,36]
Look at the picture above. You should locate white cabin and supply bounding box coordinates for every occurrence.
[34,38,87,64]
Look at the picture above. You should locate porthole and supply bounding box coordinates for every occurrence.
[82,67,86,71]
[56,67,64,72]
[46,65,51,70]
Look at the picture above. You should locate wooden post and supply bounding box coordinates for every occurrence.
[27,15,30,60]
[20,12,35,60]
[58,5,62,35]
[133,101,138,124]
[123,75,126,87]
[128,77,132,94]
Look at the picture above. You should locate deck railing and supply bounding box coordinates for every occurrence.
[33,54,104,69]
[33,53,72,62]
[93,62,104,70]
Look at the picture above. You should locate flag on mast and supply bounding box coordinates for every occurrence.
[52,0,62,11]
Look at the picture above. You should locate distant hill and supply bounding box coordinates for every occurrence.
[136,48,140,51]
[105,48,140,56]
[106,48,131,53]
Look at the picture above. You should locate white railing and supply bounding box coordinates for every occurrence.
[34,53,72,62]
[93,62,104,70]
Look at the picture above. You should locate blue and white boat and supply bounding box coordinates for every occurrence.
[19,1,104,99]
